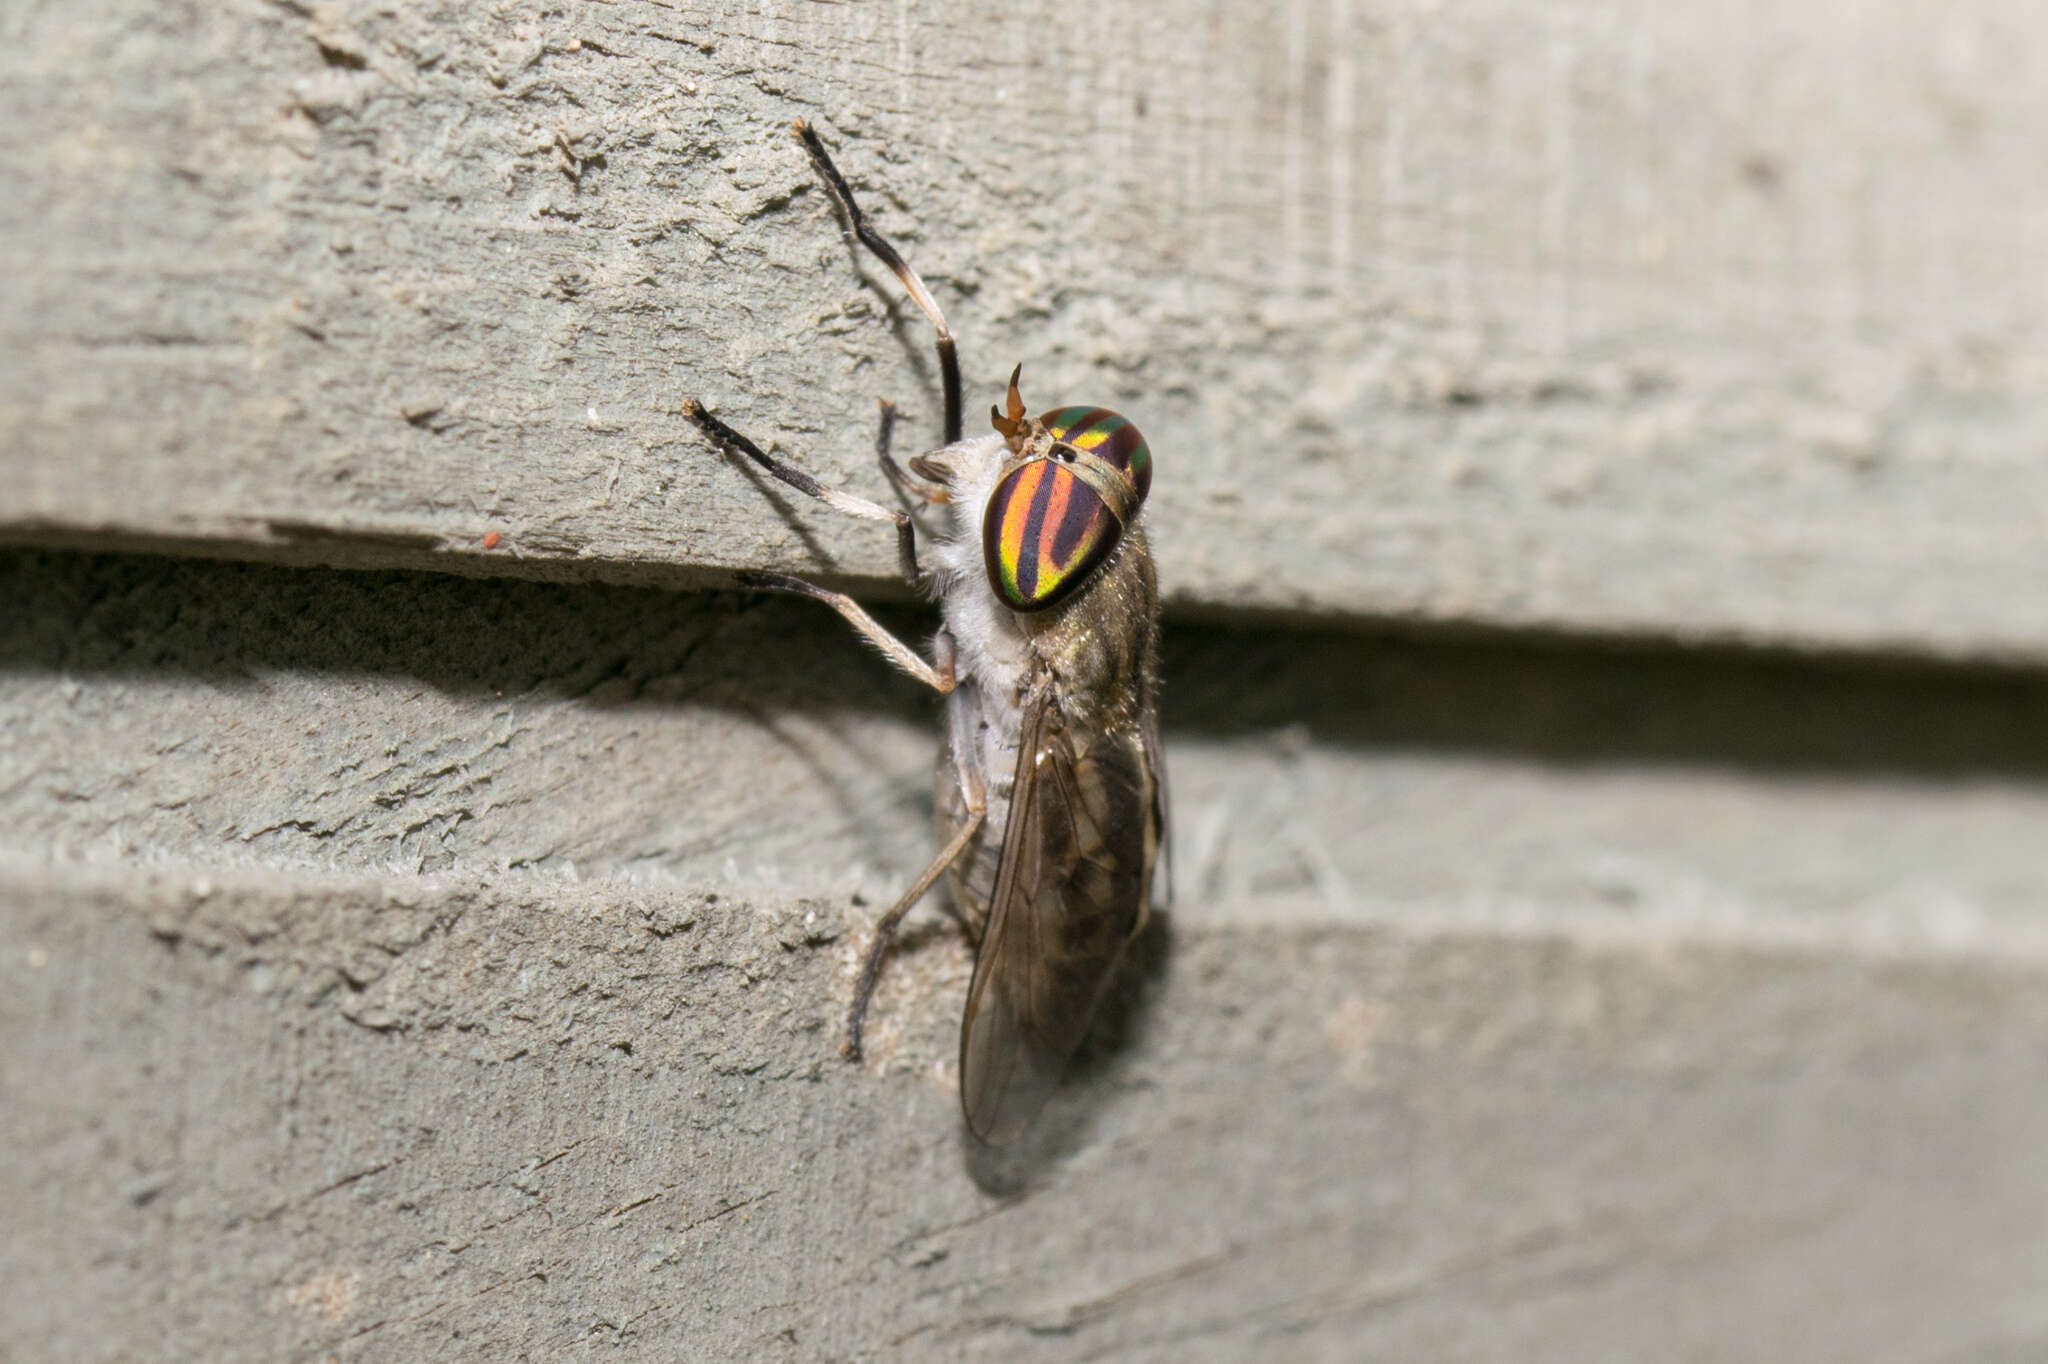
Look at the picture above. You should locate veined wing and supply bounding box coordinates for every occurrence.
[1141,704,1171,912]
[958,694,1158,1145]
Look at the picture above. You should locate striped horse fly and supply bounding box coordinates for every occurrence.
[683,121,1166,1146]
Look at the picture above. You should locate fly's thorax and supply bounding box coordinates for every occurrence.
[917,434,1033,704]
[1021,523,1159,730]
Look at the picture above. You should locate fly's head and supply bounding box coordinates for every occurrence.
[978,365,1152,613]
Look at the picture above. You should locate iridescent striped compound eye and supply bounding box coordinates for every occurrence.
[984,405,1152,612]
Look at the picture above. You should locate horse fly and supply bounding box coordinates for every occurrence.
[682,121,1166,1145]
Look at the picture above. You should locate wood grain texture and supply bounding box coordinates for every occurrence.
[10,552,2048,956]
[4,1,2047,655]
[11,859,2048,1362]
[9,0,2048,1350]
[8,551,2048,1358]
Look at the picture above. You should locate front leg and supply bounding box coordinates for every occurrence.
[736,572,956,695]
[684,401,955,694]
[873,398,949,507]
[685,399,925,587]
[842,790,985,1062]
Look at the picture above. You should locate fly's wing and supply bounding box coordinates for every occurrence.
[1140,704,1171,911]
[958,696,1156,1145]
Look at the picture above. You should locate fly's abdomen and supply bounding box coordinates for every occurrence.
[937,680,1018,940]
[935,745,1005,937]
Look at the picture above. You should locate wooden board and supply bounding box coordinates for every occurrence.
[9,552,2048,956]
[5,1,2048,656]
[12,858,2048,1361]
[7,540,2048,1356]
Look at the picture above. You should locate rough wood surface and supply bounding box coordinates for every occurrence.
[7,552,2048,955]
[7,551,2048,1359]
[6,1,2048,656]
[13,862,2048,1362]
[10,0,2048,1355]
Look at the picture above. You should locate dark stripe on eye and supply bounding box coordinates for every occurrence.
[1047,476,1104,569]
[1045,406,1151,503]
[1017,462,1053,600]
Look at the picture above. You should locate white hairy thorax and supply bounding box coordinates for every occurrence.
[915,431,1031,816]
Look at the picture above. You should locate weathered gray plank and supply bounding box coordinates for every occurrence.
[8,552,2048,955]
[9,859,2048,1362]
[8,547,2048,1360]
[5,2,2048,656]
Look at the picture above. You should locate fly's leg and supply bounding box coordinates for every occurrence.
[874,398,948,507]
[687,120,979,1064]
[683,402,958,691]
[684,400,924,589]
[686,400,968,1052]
[730,570,955,694]
[845,733,985,1061]
[843,794,986,1062]
[793,118,963,446]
